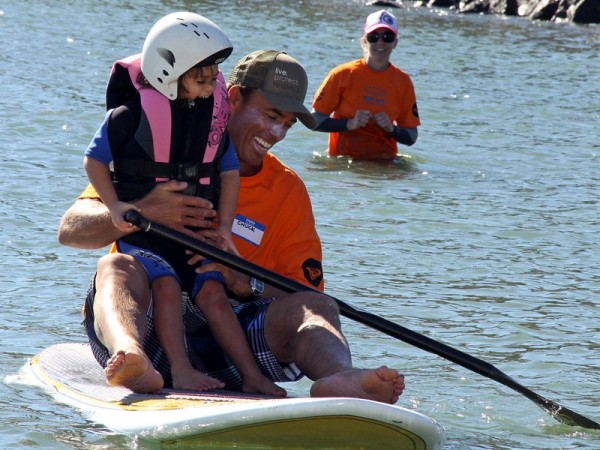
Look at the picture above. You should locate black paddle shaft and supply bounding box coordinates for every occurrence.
[124,210,600,429]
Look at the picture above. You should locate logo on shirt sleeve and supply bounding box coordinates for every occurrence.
[412,102,419,118]
[302,258,323,288]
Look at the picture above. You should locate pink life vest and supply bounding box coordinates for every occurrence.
[110,53,229,185]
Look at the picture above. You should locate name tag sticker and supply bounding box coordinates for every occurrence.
[232,214,265,246]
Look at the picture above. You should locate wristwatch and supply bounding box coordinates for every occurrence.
[249,277,265,297]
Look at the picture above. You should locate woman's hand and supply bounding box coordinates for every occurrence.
[372,111,394,133]
[347,109,371,130]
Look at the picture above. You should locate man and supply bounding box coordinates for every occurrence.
[58,50,404,403]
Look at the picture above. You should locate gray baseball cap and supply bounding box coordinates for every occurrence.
[228,50,317,130]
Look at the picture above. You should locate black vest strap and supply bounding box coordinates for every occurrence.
[113,158,215,181]
[114,180,217,204]
[112,134,230,206]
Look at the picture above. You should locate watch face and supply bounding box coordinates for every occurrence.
[251,278,264,295]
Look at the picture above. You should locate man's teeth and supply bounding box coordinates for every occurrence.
[255,137,272,149]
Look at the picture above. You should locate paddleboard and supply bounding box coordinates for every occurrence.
[28,343,445,449]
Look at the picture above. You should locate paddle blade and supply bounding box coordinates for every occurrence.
[530,390,600,429]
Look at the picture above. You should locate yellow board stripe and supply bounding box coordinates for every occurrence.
[30,355,261,411]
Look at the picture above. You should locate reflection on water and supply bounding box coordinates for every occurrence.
[308,152,421,179]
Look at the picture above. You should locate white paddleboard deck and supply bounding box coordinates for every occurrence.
[28,343,445,449]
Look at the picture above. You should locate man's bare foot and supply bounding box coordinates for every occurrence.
[242,373,287,397]
[309,366,404,404]
[105,348,163,394]
[171,366,225,391]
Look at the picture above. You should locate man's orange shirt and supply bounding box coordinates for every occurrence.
[313,58,420,160]
[79,152,324,291]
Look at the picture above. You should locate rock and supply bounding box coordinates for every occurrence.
[424,0,459,7]
[490,0,519,15]
[529,0,559,21]
[403,0,600,23]
[366,0,403,7]
[568,0,600,23]
[459,0,490,13]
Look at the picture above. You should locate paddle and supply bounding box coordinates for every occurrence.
[124,210,600,430]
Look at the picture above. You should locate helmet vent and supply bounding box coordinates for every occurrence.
[191,30,210,39]
[156,48,176,68]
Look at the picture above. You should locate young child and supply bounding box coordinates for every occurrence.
[84,12,285,396]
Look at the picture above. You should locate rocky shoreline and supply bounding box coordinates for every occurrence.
[369,0,600,24]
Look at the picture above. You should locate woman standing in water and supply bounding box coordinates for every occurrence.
[312,10,420,161]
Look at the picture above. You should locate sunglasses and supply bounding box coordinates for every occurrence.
[366,32,396,44]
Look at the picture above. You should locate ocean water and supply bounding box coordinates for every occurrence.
[1,0,599,448]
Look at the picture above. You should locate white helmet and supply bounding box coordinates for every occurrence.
[141,12,233,99]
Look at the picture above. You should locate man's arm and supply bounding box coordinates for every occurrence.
[58,197,124,249]
[58,180,218,250]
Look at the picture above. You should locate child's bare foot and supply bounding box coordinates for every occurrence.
[310,366,404,404]
[105,346,163,394]
[171,366,225,391]
[242,373,287,397]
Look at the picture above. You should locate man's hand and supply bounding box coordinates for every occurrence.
[133,180,217,235]
[58,180,218,249]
